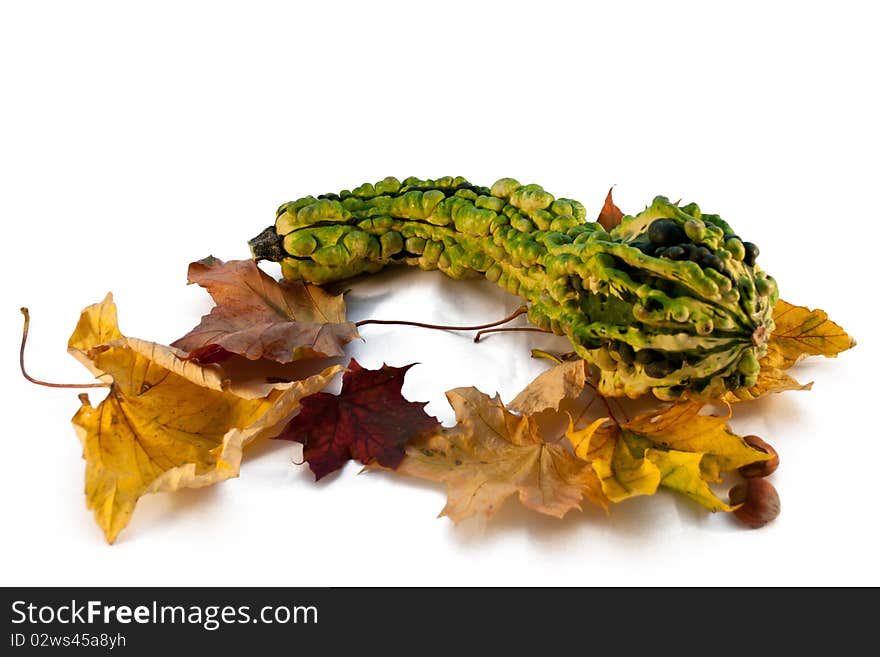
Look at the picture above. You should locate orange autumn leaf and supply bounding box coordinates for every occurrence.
[596,187,624,232]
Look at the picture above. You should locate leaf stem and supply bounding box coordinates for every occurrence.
[610,397,630,423]
[356,305,528,332]
[19,308,109,389]
[473,327,552,343]
[583,378,618,425]
[568,395,599,429]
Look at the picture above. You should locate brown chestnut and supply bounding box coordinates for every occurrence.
[738,435,779,478]
[729,478,781,528]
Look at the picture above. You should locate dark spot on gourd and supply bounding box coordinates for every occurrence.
[657,279,679,295]
[644,360,676,378]
[681,244,698,259]
[616,342,635,364]
[692,246,711,262]
[635,349,661,364]
[701,254,724,272]
[648,219,686,246]
[663,245,686,260]
[726,373,743,389]
[637,242,657,256]
[743,242,760,267]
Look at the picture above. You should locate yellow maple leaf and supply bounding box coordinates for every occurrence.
[644,449,732,512]
[69,294,340,543]
[568,419,661,502]
[566,402,769,511]
[623,402,771,480]
[389,387,607,522]
[507,359,587,415]
[765,299,855,370]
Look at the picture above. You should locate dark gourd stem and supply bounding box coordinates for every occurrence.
[473,327,551,343]
[249,225,286,261]
[356,305,527,331]
[19,308,109,389]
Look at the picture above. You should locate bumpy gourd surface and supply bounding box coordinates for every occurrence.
[249,176,778,400]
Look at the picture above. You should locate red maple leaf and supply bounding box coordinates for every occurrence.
[276,360,440,480]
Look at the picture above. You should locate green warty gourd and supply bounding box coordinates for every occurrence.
[249,176,778,400]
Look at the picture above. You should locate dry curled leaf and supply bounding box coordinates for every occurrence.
[765,298,855,370]
[172,256,359,363]
[69,294,340,543]
[508,359,587,414]
[382,387,607,522]
[567,402,770,511]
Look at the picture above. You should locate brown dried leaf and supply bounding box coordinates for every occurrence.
[507,359,587,415]
[172,257,359,363]
[386,388,607,522]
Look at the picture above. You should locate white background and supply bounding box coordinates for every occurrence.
[2,1,876,586]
